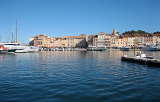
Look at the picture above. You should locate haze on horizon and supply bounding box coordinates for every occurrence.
[0,0,160,43]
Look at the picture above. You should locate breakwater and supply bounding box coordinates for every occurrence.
[121,56,160,67]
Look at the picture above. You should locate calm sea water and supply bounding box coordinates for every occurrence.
[0,50,160,102]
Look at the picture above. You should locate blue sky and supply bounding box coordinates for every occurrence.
[0,0,160,43]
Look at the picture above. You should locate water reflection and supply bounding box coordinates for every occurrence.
[0,51,160,102]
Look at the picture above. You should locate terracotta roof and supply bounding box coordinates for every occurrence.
[63,36,85,39]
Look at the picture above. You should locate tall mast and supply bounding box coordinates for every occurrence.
[0,34,1,42]
[12,32,14,42]
[15,20,18,43]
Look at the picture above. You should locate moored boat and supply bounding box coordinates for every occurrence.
[87,47,107,51]
[0,45,16,54]
[0,42,39,53]
[141,45,158,51]
[120,47,130,51]
[15,46,39,53]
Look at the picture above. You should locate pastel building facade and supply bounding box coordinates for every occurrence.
[63,35,86,48]
[153,33,160,45]
[30,31,160,48]
[96,32,108,48]
[30,34,86,48]
[30,34,55,48]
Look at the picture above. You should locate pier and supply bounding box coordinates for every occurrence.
[121,56,160,67]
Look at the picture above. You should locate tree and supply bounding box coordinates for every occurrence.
[76,39,88,48]
[153,32,160,34]
[122,30,150,36]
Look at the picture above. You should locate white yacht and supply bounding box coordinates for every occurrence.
[0,21,39,53]
[0,42,39,53]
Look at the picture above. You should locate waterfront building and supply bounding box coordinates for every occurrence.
[96,32,107,48]
[90,32,112,48]
[122,36,128,47]
[110,36,117,47]
[153,32,160,45]
[153,33,160,45]
[86,35,97,48]
[88,35,98,48]
[29,30,160,49]
[30,34,87,48]
[126,36,134,47]
[131,34,145,47]
[144,34,153,45]
[122,33,152,48]
[51,38,64,48]
[61,38,68,48]
[63,35,86,48]
[30,34,55,48]
[110,29,119,48]
[105,34,111,47]
[115,36,127,48]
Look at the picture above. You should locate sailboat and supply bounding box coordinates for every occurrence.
[0,21,39,53]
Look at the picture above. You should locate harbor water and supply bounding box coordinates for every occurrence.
[0,51,160,102]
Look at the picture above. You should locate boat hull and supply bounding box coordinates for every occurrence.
[120,48,130,51]
[0,50,8,54]
[87,48,107,51]
[142,47,157,51]
[0,49,16,54]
